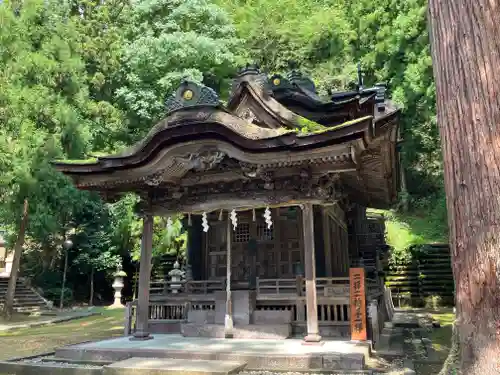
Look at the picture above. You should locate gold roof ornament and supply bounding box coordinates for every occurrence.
[182,89,194,101]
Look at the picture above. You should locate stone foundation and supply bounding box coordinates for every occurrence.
[103,358,247,375]
[187,310,215,324]
[253,310,292,324]
[181,323,291,339]
[55,334,370,371]
[292,323,350,338]
[149,320,182,334]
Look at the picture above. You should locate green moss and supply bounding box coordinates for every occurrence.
[297,116,326,133]
[297,115,373,135]
[55,157,98,165]
[89,151,112,157]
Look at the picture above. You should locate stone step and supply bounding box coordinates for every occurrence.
[0,299,46,306]
[41,357,114,366]
[0,305,45,312]
[381,331,402,340]
[0,360,102,375]
[0,290,41,296]
[56,335,368,371]
[377,333,390,348]
[0,295,45,301]
[382,327,403,336]
[0,303,46,308]
[103,358,247,375]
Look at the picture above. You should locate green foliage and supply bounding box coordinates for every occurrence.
[216,0,446,233]
[116,0,242,140]
[383,190,448,264]
[0,0,448,304]
[44,287,74,306]
[0,0,128,301]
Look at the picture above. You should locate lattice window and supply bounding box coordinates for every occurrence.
[257,223,274,241]
[234,223,250,243]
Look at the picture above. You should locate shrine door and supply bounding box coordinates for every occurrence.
[205,208,304,282]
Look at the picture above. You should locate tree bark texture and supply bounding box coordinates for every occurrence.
[89,267,94,306]
[428,1,500,373]
[60,244,69,309]
[3,199,29,320]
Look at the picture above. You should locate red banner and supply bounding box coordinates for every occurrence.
[349,267,367,341]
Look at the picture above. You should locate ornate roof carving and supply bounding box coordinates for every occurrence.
[227,66,397,130]
[165,81,219,114]
[286,70,317,94]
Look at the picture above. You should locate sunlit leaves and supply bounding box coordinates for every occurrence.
[117,0,240,137]
[217,0,441,198]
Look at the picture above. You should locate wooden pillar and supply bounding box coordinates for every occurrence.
[185,215,193,281]
[224,218,234,338]
[131,214,154,340]
[302,203,321,343]
[322,209,333,277]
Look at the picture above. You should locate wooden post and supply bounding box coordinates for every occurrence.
[224,217,233,338]
[295,275,305,322]
[131,214,154,341]
[184,216,193,281]
[124,301,132,336]
[301,203,321,343]
[322,208,333,277]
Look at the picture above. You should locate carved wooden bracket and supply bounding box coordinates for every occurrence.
[148,172,347,213]
[174,150,226,172]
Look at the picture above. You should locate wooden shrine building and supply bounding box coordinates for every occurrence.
[54,66,400,343]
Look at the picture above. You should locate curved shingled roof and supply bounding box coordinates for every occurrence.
[52,67,400,209]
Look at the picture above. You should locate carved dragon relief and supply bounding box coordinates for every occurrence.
[141,149,227,186]
[173,150,226,172]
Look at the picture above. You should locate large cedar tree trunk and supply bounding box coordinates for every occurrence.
[2,200,29,320]
[428,1,500,373]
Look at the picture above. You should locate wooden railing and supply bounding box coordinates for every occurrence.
[124,300,137,335]
[314,277,350,297]
[150,279,224,295]
[255,298,350,324]
[317,300,350,322]
[255,277,352,298]
[185,280,225,294]
[150,276,380,299]
[149,301,188,320]
[128,275,384,338]
[256,278,298,296]
[150,279,186,295]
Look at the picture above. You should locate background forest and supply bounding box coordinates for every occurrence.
[0,0,446,305]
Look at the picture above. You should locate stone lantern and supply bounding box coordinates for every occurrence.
[168,261,184,294]
[110,265,127,308]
